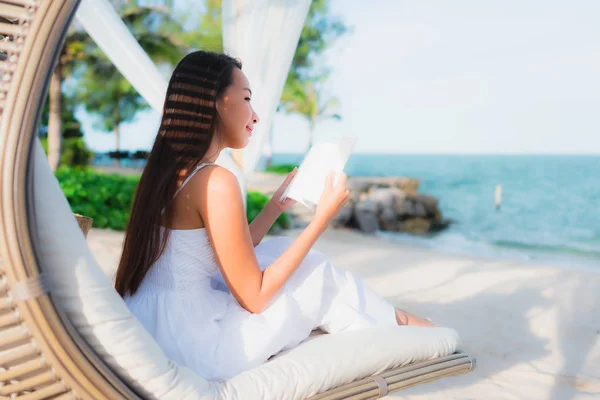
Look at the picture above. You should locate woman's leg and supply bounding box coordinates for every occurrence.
[395,308,435,327]
[257,238,398,332]
[255,237,434,329]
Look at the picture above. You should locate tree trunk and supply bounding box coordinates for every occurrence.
[114,102,121,167]
[114,123,120,167]
[47,64,62,171]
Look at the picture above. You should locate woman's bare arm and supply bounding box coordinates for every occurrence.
[248,168,297,247]
[195,166,327,314]
[247,202,280,247]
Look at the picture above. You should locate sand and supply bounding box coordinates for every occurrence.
[88,226,600,400]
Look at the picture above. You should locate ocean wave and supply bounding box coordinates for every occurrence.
[378,230,600,267]
[492,239,600,259]
[446,178,480,188]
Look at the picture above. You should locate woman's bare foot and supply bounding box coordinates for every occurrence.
[395,308,435,327]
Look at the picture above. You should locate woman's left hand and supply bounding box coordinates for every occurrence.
[268,168,298,213]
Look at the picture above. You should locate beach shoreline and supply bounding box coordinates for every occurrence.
[374,229,600,275]
[89,226,600,399]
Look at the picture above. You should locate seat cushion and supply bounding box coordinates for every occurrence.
[32,141,218,399]
[219,326,458,399]
[31,140,458,400]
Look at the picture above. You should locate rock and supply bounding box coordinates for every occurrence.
[331,201,354,228]
[413,201,427,218]
[379,206,398,230]
[346,178,374,193]
[265,173,450,235]
[398,218,431,235]
[288,214,309,229]
[289,203,313,224]
[393,198,427,218]
[347,177,420,194]
[393,178,420,195]
[367,187,404,212]
[349,190,361,204]
[412,194,439,215]
[354,199,380,233]
[430,218,452,232]
[393,196,413,217]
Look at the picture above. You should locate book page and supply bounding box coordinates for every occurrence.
[281,137,356,209]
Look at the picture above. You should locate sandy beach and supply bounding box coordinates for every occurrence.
[88,225,600,400]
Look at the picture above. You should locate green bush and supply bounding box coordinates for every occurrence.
[39,137,93,167]
[246,191,290,232]
[55,167,138,230]
[56,168,290,232]
[265,163,298,174]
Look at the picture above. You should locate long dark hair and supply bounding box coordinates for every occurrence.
[115,51,242,297]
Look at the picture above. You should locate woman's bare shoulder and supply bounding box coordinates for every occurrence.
[184,164,242,215]
[189,164,240,195]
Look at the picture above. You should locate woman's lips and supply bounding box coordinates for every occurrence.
[246,126,253,135]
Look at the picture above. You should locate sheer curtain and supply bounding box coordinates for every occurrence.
[222,0,311,176]
[76,0,310,203]
[75,0,167,111]
[75,0,247,188]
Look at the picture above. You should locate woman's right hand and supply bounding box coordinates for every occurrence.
[314,171,350,229]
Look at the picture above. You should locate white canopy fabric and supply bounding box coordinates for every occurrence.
[75,0,167,112]
[222,0,311,176]
[75,0,247,192]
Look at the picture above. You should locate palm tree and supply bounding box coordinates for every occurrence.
[47,30,89,170]
[281,79,341,153]
[47,0,183,170]
[76,3,185,166]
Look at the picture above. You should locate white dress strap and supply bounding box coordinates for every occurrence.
[173,162,214,199]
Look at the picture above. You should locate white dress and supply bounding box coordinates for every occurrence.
[125,163,397,382]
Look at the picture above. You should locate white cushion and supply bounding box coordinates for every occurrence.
[220,326,458,399]
[31,140,459,400]
[32,141,217,399]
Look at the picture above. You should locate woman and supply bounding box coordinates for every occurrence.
[115,50,433,382]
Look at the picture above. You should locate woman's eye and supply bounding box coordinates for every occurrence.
[245,97,251,102]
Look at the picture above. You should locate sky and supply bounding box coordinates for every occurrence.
[81,0,600,154]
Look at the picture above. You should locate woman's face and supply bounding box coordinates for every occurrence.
[216,67,259,149]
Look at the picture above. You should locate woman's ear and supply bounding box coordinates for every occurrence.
[215,91,230,114]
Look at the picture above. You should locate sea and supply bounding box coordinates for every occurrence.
[267,153,600,269]
[93,153,600,268]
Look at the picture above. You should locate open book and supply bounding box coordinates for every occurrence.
[280,136,357,210]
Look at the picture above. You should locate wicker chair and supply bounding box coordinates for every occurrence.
[0,1,475,399]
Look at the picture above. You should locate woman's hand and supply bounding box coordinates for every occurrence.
[248,168,297,247]
[268,167,298,213]
[314,171,349,229]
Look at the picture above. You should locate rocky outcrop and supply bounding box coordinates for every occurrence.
[330,177,451,235]
[248,172,451,235]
